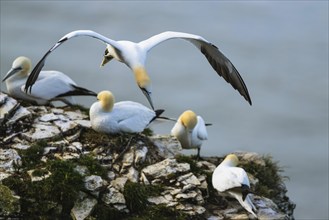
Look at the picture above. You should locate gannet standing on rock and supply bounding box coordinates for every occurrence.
[24,30,252,110]
[89,90,164,134]
[212,154,258,218]
[171,110,208,159]
[2,56,97,105]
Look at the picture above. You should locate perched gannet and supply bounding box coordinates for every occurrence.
[212,154,257,218]
[24,30,252,109]
[171,110,208,158]
[89,90,164,134]
[2,56,97,105]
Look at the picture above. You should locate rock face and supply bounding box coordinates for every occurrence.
[0,93,296,219]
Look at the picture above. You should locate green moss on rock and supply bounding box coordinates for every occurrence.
[141,128,154,136]
[19,140,47,169]
[127,204,187,220]
[241,154,285,199]
[90,203,125,220]
[124,181,163,214]
[74,154,107,178]
[0,184,20,216]
[2,159,84,218]
[31,168,49,177]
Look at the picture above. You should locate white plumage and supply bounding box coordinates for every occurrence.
[89,90,162,134]
[171,110,208,158]
[212,154,257,218]
[2,56,96,105]
[24,30,252,109]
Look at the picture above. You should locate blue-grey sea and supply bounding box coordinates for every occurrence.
[1,1,328,219]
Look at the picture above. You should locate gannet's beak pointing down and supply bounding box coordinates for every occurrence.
[100,48,113,67]
[180,110,198,146]
[140,87,154,110]
[180,110,198,131]
[2,67,21,82]
[133,66,154,110]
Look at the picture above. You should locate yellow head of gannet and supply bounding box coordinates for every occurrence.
[171,110,208,159]
[180,110,198,131]
[212,154,257,218]
[97,90,115,112]
[222,153,240,167]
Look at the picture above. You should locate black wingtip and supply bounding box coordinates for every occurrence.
[25,36,69,93]
[200,43,253,106]
[246,95,252,106]
[55,85,98,98]
[25,50,51,93]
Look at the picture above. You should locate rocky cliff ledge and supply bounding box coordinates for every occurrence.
[0,93,295,219]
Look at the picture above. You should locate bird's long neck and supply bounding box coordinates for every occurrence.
[133,66,150,88]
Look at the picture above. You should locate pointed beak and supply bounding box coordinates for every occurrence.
[2,67,21,82]
[100,55,113,67]
[141,87,154,110]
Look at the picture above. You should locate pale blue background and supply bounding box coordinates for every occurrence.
[1,1,328,219]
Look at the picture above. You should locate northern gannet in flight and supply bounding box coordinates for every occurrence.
[171,110,208,158]
[24,30,252,109]
[2,56,97,105]
[212,154,257,218]
[89,90,164,134]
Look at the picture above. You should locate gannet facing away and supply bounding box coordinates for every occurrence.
[171,110,208,158]
[212,154,257,218]
[89,90,164,134]
[24,30,252,110]
[2,56,97,105]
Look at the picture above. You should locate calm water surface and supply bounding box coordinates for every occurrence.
[1,1,328,219]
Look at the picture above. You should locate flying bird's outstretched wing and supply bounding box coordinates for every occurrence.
[25,30,120,93]
[139,31,252,105]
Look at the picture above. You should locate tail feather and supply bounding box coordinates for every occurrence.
[155,109,165,117]
[154,109,178,122]
[149,109,179,125]
[231,191,257,218]
[149,109,165,124]
[243,195,257,218]
[55,84,97,98]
